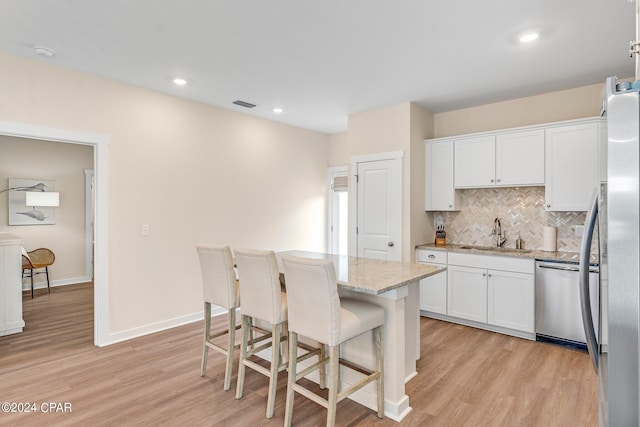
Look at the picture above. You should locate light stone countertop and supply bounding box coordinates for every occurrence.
[278,250,444,295]
[416,243,598,265]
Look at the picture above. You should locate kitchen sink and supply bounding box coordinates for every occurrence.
[459,245,532,254]
[460,245,493,250]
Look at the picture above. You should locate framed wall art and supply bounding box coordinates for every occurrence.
[6,178,57,225]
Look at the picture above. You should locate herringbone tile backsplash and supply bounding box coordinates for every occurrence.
[430,186,590,252]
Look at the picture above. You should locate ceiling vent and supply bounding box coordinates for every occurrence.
[232,100,256,108]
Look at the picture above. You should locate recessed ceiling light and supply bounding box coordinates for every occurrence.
[519,32,539,43]
[273,108,283,114]
[33,45,55,57]
[173,78,187,86]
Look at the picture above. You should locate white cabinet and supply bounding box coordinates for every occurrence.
[417,249,447,314]
[425,140,460,211]
[454,135,495,188]
[545,123,600,211]
[447,265,487,322]
[446,252,534,335]
[454,130,544,188]
[0,233,25,337]
[487,270,534,333]
[496,130,545,186]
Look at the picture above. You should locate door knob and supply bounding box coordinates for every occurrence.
[387,242,394,247]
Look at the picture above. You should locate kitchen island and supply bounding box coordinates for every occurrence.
[276,251,444,422]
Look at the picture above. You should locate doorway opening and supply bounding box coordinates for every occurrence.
[0,120,109,346]
[327,166,348,256]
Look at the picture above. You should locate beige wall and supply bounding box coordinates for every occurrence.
[0,52,329,334]
[409,104,434,259]
[348,103,411,259]
[347,102,434,261]
[0,136,93,284]
[433,83,604,137]
[328,131,348,166]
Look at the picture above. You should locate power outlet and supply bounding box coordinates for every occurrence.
[141,224,150,237]
[574,225,584,237]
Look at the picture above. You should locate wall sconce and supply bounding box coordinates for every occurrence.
[25,191,60,207]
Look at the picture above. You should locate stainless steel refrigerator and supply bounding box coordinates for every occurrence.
[580,76,640,427]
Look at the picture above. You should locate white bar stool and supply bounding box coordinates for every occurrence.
[282,255,384,427]
[196,244,241,391]
[235,249,323,419]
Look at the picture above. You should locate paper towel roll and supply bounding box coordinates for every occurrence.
[543,226,557,252]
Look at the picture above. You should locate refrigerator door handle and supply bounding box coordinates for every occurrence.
[580,189,599,372]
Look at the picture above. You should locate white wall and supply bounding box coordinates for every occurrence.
[0,51,329,335]
[0,135,93,285]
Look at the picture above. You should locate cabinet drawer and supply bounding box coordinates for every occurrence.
[417,249,447,265]
[448,252,533,274]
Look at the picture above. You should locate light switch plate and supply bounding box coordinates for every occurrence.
[141,224,150,237]
[574,225,584,237]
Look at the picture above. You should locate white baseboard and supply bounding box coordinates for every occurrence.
[21,275,93,291]
[99,305,229,347]
[420,311,536,341]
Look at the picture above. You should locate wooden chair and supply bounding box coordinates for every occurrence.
[21,247,55,298]
[282,255,385,427]
[234,249,323,419]
[196,244,241,391]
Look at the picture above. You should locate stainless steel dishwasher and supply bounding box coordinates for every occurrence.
[535,260,599,349]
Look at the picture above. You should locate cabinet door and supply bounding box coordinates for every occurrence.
[425,140,459,211]
[487,270,534,332]
[545,123,599,211]
[447,265,487,323]
[454,135,495,188]
[496,130,544,186]
[420,270,447,314]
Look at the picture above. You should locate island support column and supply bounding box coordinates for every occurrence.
[338,282,417,422]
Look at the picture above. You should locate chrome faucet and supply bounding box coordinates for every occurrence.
[492,218,507,247]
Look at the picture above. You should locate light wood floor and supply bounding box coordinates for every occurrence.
[0,283,598,426]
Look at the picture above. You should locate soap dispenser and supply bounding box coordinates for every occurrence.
[516,233,523,249]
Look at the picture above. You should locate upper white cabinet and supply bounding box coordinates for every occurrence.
[425,140,460,211]
[454,135,495,188]
[496,130,545,186]
[545,122,600,211]
[453,130,544,188]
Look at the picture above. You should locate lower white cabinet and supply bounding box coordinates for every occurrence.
[417,249,447,315]
[487,269,534,333]
[447,265,487,322]
[423,250,535,338]
[420,272,447,315]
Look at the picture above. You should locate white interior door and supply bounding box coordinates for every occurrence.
[355,156,402,261]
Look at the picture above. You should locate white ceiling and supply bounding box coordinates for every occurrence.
[0,1,635,134]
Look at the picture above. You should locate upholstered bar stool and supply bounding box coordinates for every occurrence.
[196,244,241,391]
[234,249,322,419]
[282,255,385,427]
